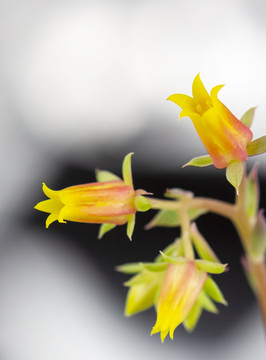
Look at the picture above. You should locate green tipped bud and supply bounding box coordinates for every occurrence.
[134,195,151,212]
[195,259,228,274]
[203,276,227,305]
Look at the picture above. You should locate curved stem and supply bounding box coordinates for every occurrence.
[151,197,236,221]
[178,209,194,260]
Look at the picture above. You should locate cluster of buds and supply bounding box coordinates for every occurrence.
[118,224,227,342]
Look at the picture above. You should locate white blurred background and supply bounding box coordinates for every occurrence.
[0,0,266,359]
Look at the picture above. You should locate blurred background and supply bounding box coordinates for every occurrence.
[0,0,266,359]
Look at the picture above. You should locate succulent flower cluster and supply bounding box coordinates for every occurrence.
[118,224,227,342]
[35,75,266,340]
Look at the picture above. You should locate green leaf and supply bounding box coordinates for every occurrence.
[145,208,206,229]
[154,239,184,262]
[197,290,218,314]
[127,214,135,241]
[183,301,203,332]
[247,135,266,157]
[195,259,228,274]
[142,262,168,272]
[122,152,134,186]
[98,223,116,239]
[190,223,220,263]
[159,252,186,265]
[95,169,121,182]
[124,271,154,287]
[183,155,213,168]
[203,276,227,305]
[240,107,256,128]
[124,276,160,316]
[116,262,144,274]
[226,160,244,194]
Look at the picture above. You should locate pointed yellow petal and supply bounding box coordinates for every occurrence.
[34,199,63,214]
[192,74,211,108]
[42,183,60,199]
[160,330,169,343]
[46,211,60,228]
[167,94,195,117]
[210,84,224,101]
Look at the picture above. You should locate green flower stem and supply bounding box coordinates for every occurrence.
[178,209,194,260]
[233,168,266,331]
[251,261,266,329]
[151,197,236,221]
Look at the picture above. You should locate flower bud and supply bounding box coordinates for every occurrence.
[35,153,151,240]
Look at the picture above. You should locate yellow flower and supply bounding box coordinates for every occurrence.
[168,74,253,169]
[151,261,207,342]
[34,153,151,239]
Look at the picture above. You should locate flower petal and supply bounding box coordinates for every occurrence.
[192,74,211,111]
[34,199,63,214]
[167,94,196,117]
[42,183,60,199]
[46,211,61,228]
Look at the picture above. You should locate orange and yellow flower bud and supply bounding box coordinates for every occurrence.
[34,153,151,239]
[35,180,137,227]
[168,74,253,169]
